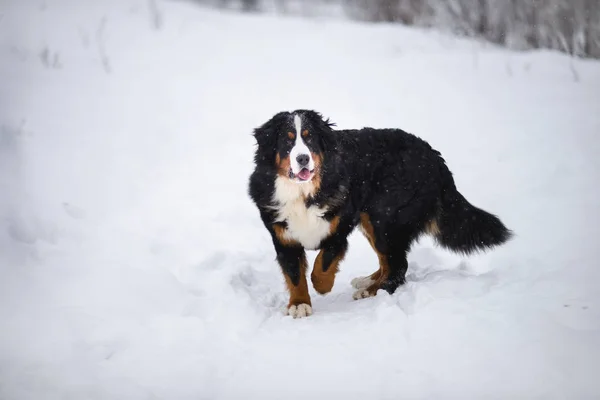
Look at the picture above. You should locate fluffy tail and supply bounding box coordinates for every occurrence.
[429,186,513,256]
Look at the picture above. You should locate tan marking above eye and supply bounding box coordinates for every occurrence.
[288,132,295,140]
[302,130,309,137]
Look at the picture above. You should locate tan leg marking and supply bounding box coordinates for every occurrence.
[283,254,312,318]
[352,213,389,299]
[311,248,346,295]
[310,216,344,294]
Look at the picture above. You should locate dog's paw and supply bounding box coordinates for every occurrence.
[351,276,374,289]
[352,288,376,300]
[286,303,313,319]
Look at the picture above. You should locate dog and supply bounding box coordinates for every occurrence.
[248,110,512,318]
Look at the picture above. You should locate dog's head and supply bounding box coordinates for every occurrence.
[252,109,336,184]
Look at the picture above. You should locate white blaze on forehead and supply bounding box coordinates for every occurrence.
[294,114,302,136]
[290,114,315,175]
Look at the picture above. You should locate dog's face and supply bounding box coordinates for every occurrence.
[253,110,335,184]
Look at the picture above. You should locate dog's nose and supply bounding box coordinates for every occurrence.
[296,154,310,167]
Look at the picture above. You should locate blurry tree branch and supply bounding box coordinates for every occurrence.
[187,0,600,59]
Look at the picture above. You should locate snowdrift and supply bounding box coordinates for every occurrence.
[1,0,599,398]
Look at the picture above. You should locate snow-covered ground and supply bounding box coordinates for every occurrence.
[1,1,600,398]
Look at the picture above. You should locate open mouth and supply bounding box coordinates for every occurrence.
[289,168,314,182]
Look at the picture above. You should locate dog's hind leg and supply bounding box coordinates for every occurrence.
[351,213,383,290]
[350,273,380,290]
[351,212,393,297]
[377,234,411,295]
[352,213,413,299]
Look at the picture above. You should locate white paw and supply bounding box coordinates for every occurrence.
[352,288,375,300]
[351,276,374,289]
[286,303,313,319]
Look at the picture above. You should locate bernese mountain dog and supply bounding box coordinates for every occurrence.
[248,109,512,318]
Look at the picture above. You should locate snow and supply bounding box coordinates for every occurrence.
[1,0,600,398]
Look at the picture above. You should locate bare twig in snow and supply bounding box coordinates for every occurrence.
[39,46,62,69]
[78,27,90,49]
[95,16,111,74]
[569,57,580,82]
[556,31,581,82]
[148,0,163,30]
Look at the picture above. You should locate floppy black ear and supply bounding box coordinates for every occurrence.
[320,128,336,154]
[252,112,288,166]
[306,111,337,153]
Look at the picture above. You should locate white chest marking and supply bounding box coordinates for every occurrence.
[272,176,330,250]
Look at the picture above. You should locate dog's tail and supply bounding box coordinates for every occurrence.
[427,175,513,256]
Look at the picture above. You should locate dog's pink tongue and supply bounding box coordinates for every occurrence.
[298,168,311,180]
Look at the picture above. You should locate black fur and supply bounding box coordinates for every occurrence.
[248,109,512,305]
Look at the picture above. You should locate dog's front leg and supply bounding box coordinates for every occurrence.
[276,245,312,318]
[311,238,348,295]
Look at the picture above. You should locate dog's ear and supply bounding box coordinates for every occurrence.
[305,110,336,153]
[252,111,288,166]
[320,128,336,154]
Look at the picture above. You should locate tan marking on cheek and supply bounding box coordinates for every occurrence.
[310,152,322,192]
[312,152,322,169]
[275,153,291,178]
